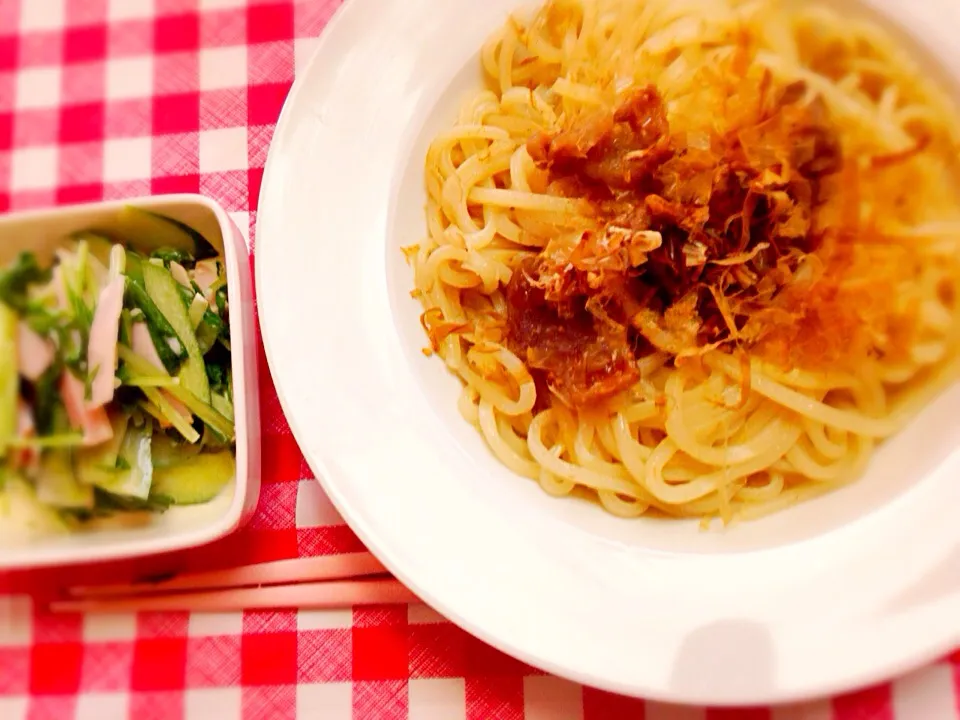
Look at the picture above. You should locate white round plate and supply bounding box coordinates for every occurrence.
[256,0,960,705]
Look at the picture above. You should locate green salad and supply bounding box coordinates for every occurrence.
[0,206,236,536]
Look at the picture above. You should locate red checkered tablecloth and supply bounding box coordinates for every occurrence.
[0,1,958,718]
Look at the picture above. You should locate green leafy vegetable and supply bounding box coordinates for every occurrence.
[118,308,133,348]
[124,282,187,374]
[31,364,64,436]
[204,343,231,395]
[25,305,66,337]
[215,286,228,316]
[0,252,51,314]
[150,247,195,266]
[206,363,227,395]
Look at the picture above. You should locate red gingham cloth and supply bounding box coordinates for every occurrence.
[0,1,958,718]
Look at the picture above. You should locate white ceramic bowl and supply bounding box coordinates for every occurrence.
[0,194,260,569]
[256,0,960,706]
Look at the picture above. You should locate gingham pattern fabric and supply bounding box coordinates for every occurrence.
[0,1,958,718]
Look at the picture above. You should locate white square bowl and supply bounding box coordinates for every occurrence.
[0,194,260,569]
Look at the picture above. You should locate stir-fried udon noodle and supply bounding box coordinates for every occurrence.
[404,0,960,526]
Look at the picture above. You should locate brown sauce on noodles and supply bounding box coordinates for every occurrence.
[505,82,846,408]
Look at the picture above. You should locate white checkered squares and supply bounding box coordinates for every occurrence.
[295,479,344,528]
[0,596,32,646]
[199,127,248,173]
[199,46,249,92]
[185,688,242,720]
[106,0,155,21]
[297,608,353,631]
[103,137,151,182]
[14,66,62,110]
[106,56,154,100]
[76,693,129,720]
[18,0,65,31]
[892,664,959,720]
[297,682,352,717]
[409,679,466,720]
[294,38,319,78]
[190,0,250,8]
[407,604,446,625]
[187,611,244,637]
[10,146,58,192]
[83,613,137,643]
[523,676,583,720]
[0,696,27,720]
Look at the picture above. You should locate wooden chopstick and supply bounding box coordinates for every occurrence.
[47,552,421,614]
[49,578,419,613]
[67,552,388,598]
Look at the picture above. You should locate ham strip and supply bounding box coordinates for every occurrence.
[60,371,113,446]
[131,322,165,371]
[193,260,219,295]
[86,275,125,408]
[17,322,54,381]
[170,262,191,288]
[131,324,193,426]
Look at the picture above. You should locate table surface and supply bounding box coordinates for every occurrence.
[0,1,958,718]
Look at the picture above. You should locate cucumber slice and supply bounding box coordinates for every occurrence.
[211,392,234,422]
[94,207,218,259]
[0,473,70,538]
[124,249,144,287]
[196,318,218,355]
[107,424,153,499]
[150,450,234,505]
[0,303,17,456]
[75,412,129,486]
[142,262,210,403]
[151,431,202,468]
[188,294,207,329]
[110,206,198,256]
[36,450,93,509]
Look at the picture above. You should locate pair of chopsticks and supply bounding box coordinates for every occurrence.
[48,552,420,613]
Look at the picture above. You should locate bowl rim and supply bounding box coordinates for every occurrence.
[0,193,260,570]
